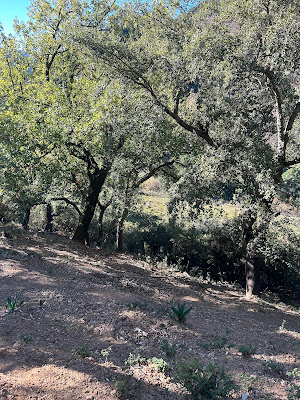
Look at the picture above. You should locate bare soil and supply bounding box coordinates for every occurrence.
[0,228,299,400]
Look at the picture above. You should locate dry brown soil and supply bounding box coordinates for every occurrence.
[0,228,299,400]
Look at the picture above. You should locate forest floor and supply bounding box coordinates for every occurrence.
[0,227,299,400]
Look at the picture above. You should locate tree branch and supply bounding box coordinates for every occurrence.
[51,197,82,216]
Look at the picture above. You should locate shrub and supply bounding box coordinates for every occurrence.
[161,339,177,357]
[71,345,91,358]
[114,374,140,399]
[170,302,192,323]
[238,344,257,358]
[150,357,169,373]
[174,358,235,399]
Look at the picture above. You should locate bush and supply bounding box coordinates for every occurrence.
[174,358,236,399]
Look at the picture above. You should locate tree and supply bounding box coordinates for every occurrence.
[76,0,299,296]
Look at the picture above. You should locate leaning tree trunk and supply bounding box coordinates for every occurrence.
[22,207,31,230]
[45,203,53,232]
[73,168,108,245]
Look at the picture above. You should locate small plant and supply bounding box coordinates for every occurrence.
[262,360,285,375]
[287,384,300,400]
[19,334,32,344]
[72,345,91,358]
[161,339,177,357]
[286,368,300,379]
[240,373,258,393]
[127,301,148,310]
[279,319,287,331]
[5,295,24,314]
[174,358,236,399]
[210,335,228,349]
[150,357,169,373]
[101,346,112,363]
[170,302,192,323]
[115,374,140,399]
[125,348,147,367]
[39,300,45,306]
[238,344,257,358]
[197,335,228,350]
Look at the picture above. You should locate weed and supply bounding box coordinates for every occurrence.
[115,374,140,399]
[211,335,228,349]
[125,348,147,367]
[279,319,287,331]
[262,360,285,375]
[197,335,228,350]
[240,373,259,392]
[19,334,32,344]
[127,301,148,310]
[169,302,192,323]
[174,358,236,399]
[287,368,300,379]
[161,339,177,357]
[5,295,24,314]
[150,357,169,373]
[197,340,210,350]
[101,346,112,363]
[72,345,91,358]
[39,300,45,306]
[287,384,300,400]
[238,344,257,358]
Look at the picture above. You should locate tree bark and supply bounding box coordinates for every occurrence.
[45,203,53,232]
[245,242,261,298]
[22,207,31,230]
[116,207,130,252]
[73,168,108,245]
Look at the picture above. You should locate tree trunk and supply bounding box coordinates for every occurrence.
[73,168,108,245]
[96,199,112,247]
[116,208,129,252]
[97,206,105,246]
[22,207,31,230]
[45,203,53,232]
[245,242,261,298]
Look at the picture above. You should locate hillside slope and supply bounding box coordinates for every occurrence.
[0,228,299,400]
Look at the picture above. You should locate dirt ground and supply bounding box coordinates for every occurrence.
[0,228,299,400]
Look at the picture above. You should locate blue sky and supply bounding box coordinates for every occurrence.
[0,0,30,34]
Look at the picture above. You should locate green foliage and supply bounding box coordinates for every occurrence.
[287,369,300,379]
[19,334,32,344]
[127,301,148,310]
[150,357,169,373]
[240,374,259,393]
[238,344,257,358]
[198,335,229,351]
[279,320,287,331]
[287,384,300,400]
[161,339,177,357]
[125,348,147,367]
[5,295,24,315]
[262,360,285,375]
[101,346,112,363]
[174,359,236,400]
[169,302,192,323]
[114,374,140,400]
[71,345,91,358]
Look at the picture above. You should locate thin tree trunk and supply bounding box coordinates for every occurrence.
[73,169,108,245]
[22,207,31,230]
[116,207,129,252]
[45,203,53,232]
[97,198,112,247]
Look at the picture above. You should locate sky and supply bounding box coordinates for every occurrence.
[0,0,30,35]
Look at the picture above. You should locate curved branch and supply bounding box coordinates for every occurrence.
[51,197,82,216]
